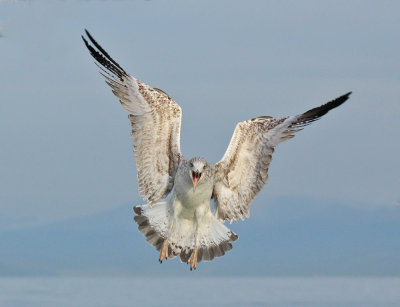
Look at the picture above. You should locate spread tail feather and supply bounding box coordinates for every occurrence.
[134,202,172,253]
[134,203,238,264]
[179,212,238,263]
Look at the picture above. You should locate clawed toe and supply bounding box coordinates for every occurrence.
[187,249,198,270]
[159,239,169,263]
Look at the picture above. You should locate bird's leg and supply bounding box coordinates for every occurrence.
[159,220,175,263]
[188,225,199,271]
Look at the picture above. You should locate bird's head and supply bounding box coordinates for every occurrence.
[188,157,207,191]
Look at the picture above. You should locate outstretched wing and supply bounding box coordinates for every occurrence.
[213,92,351,223]
[82,30,182,203]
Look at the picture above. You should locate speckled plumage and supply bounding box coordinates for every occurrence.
[83,30,351,270]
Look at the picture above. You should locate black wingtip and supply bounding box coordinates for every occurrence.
[341,91,352,100]
[81,35,89,46]
[84,29,93,42]
[326,91,352,108]
[292,91,352,128]
[83,29,91,42]
[328,91,352,109]
[82,29,126,74]
[84,29,96,46]
[81,29,127,80]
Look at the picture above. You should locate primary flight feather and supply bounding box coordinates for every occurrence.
[82,30,351,270]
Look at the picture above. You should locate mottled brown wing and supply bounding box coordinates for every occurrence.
[82,30,182,203]
[213,92,351,223]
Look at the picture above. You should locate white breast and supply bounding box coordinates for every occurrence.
[173,171,213,210]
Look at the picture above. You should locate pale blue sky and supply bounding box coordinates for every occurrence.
[0,0,399,275]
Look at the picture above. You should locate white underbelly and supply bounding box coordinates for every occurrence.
[173,182,213,221]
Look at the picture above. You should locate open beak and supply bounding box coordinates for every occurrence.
[191,170,202,191]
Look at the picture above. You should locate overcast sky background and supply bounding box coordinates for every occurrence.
[0,0,399,276]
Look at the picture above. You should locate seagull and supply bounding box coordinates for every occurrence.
[82,30,351,270]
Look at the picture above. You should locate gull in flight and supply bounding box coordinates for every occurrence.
[82,30,351,270]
